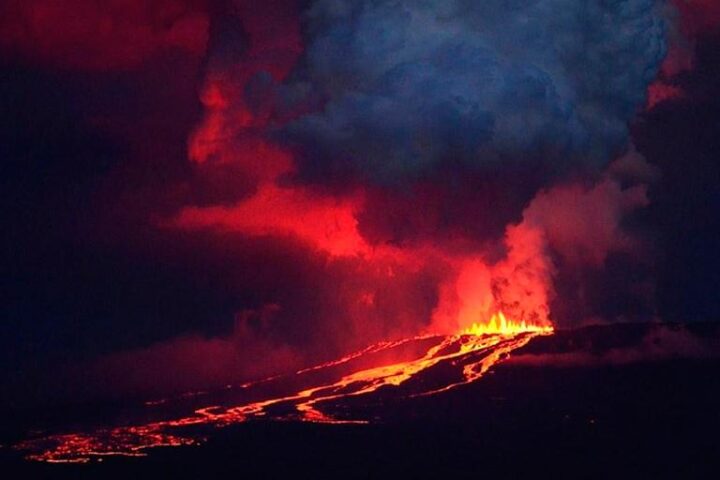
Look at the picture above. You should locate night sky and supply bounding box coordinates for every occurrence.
[2,0,719,409]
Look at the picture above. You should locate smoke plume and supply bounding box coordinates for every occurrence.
[280,0,667,191]
[51,0,684,399]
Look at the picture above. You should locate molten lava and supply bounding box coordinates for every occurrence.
[463,311,554,336]
[17,312,553,463]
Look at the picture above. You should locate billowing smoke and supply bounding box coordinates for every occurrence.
[279,0,667,193]
[45,0,682,399]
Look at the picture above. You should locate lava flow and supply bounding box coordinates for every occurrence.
[17,312,553,463]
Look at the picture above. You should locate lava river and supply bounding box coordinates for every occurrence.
[17,315,552,463]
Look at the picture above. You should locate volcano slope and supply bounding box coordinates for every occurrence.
[3,322,720,478]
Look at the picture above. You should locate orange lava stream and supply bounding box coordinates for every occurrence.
[463,311,554,336]
[17,315,552,463]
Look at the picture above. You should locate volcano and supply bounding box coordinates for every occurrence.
[5,321,720,477]
[3,2,720,478]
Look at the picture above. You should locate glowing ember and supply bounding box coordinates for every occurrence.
[16,313,553,463]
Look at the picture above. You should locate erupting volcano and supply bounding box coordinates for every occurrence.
[18,312,553,463]
[3,0,720,477]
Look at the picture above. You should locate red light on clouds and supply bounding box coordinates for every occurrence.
[0,0,210,70]
[173,183,369,257]
[673,0,720,35]
[647,82,685,109]
[523,179,650,267]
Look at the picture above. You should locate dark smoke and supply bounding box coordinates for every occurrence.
[277,0,668,193]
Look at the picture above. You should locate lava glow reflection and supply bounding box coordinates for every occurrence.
[17,312,553,463]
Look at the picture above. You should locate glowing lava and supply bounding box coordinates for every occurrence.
[463,311,554,336]
[17,312,553,463]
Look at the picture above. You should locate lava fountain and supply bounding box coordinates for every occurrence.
[17,311,553,463]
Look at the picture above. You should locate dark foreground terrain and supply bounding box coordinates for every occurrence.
[2,323,719,478]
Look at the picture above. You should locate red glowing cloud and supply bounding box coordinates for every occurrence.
[173,183,369,257]
[647,0,720,110]
[0,0,209,70]
[60,304,302,397]
[523,179,650,268]
[189,0,301,166]
[176,1,370,257]
[647,82,685,109]
[674,0,720,35]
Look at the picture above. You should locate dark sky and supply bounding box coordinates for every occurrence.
[2,0,719,408]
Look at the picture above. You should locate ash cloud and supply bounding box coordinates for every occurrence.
[278,0,668,193]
